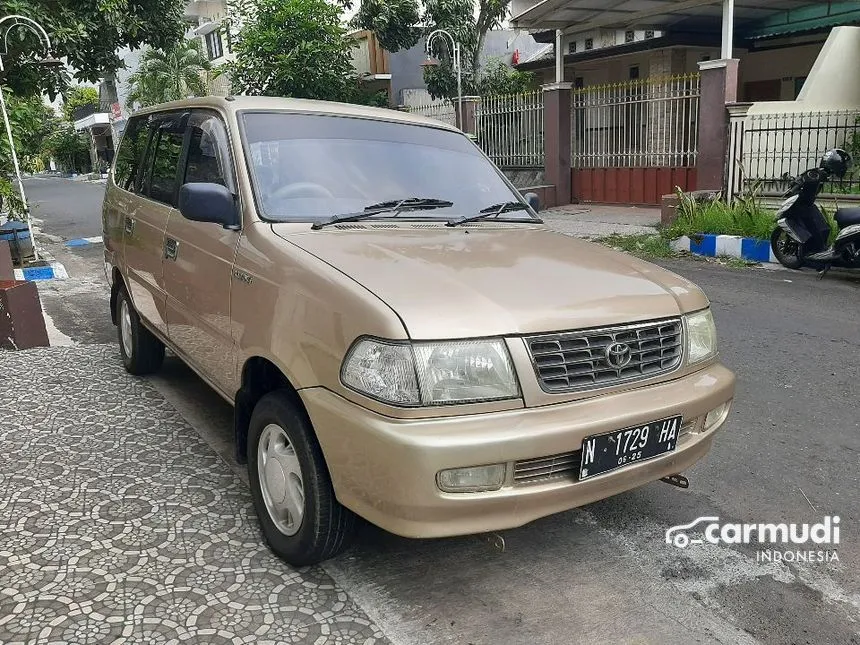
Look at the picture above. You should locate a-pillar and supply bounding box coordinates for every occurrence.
[543,82,572,207]
[696,58,739,192]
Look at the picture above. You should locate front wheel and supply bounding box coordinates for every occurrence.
[771,228,803,269]
[248,391,356,566]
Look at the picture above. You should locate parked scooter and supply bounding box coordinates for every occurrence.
[770,149,860,277]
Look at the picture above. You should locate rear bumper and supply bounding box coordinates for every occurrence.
[302,362,735,538]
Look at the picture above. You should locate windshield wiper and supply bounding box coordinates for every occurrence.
[446,201,539,227]
[312,198,454,230]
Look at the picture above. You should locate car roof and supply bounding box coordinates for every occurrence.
[129,95,462,133]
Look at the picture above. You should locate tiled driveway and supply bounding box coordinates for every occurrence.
[0,345,390,645]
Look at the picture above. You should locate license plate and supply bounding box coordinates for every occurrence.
[579,416,682,480]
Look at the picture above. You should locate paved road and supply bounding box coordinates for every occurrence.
[24,201,860,643]
[24,176,106,240]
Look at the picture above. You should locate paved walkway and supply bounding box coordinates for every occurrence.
[0,345,389,645]
[540,204,660,238]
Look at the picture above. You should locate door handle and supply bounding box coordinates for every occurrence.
[165,237,179,260]
[124,217,135,235]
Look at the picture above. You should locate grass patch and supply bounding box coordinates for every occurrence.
[664,187,775,240]
[595,233,677,259]
[715,255,758,269]
[594,234,763,268]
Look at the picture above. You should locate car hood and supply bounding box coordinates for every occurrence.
[274,225,709,339]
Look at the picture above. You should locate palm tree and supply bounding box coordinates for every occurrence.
[126,40,211,109]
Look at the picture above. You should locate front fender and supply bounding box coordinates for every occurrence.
[231,226,408,397]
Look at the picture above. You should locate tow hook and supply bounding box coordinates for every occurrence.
[479,532,506,553]
[660,474,689,489]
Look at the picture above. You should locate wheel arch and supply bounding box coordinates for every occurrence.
[109,267,126,326]
[234,355,311,465]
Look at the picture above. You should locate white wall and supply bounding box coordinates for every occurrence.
[731,27,860,190]
[749,26,860,113]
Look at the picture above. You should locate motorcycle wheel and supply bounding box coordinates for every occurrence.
[771,228,803,269]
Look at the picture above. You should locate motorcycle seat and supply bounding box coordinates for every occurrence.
[835,207,860,227]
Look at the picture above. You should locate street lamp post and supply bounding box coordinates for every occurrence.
[422,29,463,130]
[0,14,61,263]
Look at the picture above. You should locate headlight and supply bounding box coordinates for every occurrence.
[340,340,420,405]
[413,340,519,404]
[684,308,718,364]
[341,338,520,406]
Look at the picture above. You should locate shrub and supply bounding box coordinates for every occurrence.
[664,185,775,240]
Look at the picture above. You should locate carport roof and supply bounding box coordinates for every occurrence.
[511,0,817,36]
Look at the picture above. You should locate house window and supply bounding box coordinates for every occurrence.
[568,41,577,54]
[205,29,223,60]
[629,66,640,80]
[644,30,655,39]
[625,30,635,43]
[584,38,593,51]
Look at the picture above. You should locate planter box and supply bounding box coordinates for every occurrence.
[671,234,776,263]
[0,279,49,350]
[0,221,34,264]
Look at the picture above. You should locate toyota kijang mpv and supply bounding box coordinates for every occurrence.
[102,96,736,565]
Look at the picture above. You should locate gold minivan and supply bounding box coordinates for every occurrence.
[103,96,735,566]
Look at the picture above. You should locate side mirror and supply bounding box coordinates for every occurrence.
[524,191,540,212]
[178,183,240,229]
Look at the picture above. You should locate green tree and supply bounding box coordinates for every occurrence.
[354,0,530,100]
[40,123,91,174]
[0,89,57,174]
[353,0,420,53]
[0,0,185,99]
[477,58,535,95]
[126,40,211,109]
[0,90,56,220]
[62,85,100,121]
[225,0,358,102]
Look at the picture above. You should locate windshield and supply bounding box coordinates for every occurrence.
[240,112,532,223]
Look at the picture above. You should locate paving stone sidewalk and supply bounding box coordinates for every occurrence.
[0,345,390,645]
[540,205,660,238]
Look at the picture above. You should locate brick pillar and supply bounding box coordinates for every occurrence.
[543,82,573,207]
[696,58,739,191]
[455,96,480,135]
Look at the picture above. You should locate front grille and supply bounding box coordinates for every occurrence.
[513,419,697,486]
[526,318,683,393]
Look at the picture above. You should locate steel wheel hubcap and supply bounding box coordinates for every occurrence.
[258,423,305,536]
[120,299,133,358]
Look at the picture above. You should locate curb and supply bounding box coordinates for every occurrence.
[671,234,776,264]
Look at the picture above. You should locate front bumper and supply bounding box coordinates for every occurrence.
[302,362,735,538]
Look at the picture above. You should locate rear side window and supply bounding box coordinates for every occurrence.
[145,126,185,206]
[184,112,231,188]
[113,117,148,192]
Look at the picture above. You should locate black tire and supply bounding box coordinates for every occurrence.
[771,227,804,270]
[115,286,165,375]
[248,390,356,566]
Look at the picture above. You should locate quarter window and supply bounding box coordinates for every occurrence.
[184,113,231,188]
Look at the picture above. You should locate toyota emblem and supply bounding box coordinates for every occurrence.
[605,342,632,368]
